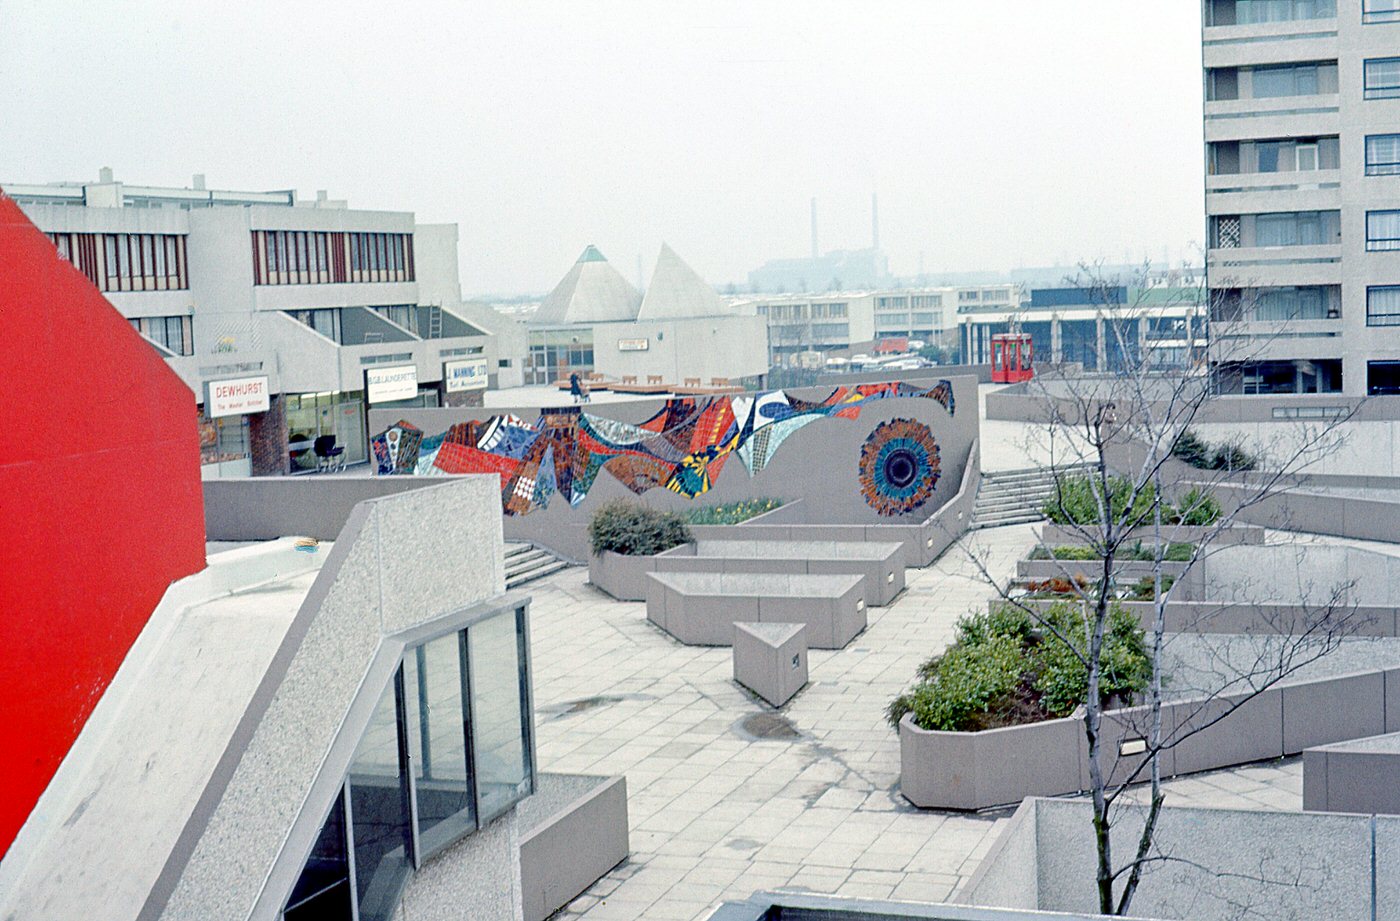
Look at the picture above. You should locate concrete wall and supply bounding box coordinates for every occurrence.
[371,376,980,559]
[204,475,449,540]
[964,798,1400,921]
[1196,543,1400,607]
[145,478,513,920]
[517,774,629,921]
[1304,732,1400,815]
[591,314,769,383]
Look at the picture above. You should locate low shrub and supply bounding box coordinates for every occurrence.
[1044,475,1221,528]
[1031,542,1194,562]
[1173,428,1258,472]
[685,498,784,525]
[1127,574,1176,601]
[588,500,694,557]
[887,601,1151,732]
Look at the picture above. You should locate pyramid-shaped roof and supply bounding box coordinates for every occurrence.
[636,243,729,321]
[533,245,642,325]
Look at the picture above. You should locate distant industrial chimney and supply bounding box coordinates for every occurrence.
[192,173,206,191]
[810,197,818,259]
[871,192,880,251]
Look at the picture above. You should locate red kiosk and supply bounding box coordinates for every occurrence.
[990,332,1034,383]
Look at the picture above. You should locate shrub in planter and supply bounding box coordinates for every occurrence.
[1044,475,1221,528]
[588,500,693,557]
[886,602,1150,732]
[1173,428,1258,472]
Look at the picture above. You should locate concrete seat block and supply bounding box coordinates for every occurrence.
[733,622,808,707]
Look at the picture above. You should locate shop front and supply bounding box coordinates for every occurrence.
[286,391,368,473]
[200,375,271,478]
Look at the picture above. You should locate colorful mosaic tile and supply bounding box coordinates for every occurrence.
[858,418,941,517]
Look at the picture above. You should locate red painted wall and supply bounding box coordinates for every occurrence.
[0,195,206,857]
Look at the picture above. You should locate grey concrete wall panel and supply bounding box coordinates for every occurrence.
[733,622,809,707]
[397,809,521,921]
[1302,732,1400,814]
[1282,670,1386,753]
[204,475,453,540]
[1377,815,1400,921]
[1390,667,1400,733]
[1170,689,1282,776]
[517,774,629,921]
[146,479,515,921]
[955,800,1039,910]
[1015,559,1188,582]
[1077,704,1174,792]
[899,714,978,811]
[371,375,981,560]
[974,718,1082,810]
[1020,798,1376,921]
[589,550,661,602]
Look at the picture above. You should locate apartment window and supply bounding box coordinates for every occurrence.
[130,315,194,356]
[1367,286,1400,325]
[1250,62,1337,98]
[1211,215,1243,248]
[1367,210,1400,250]
[959,290,979,302]
[811,323,850,339]
[253,230,414,285]
[1363,0,1400,23]
[1367,135,1400,175]
[1251,286,1338,320]
[50,232,187,292]
[830,302,848,318]
[1251,210,1340,246]
[1208,0,1336,24]
[1208,68,1240,101]
[1369,362,1400,396]
[1365,58,1400,99]
[289,308,343,343]
[811,303,829,319]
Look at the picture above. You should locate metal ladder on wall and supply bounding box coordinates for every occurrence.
[426,304,443,339]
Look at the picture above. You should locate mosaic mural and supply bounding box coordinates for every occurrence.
[372,380,955,516]
[858,418,941,517]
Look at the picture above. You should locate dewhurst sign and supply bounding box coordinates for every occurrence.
[444,357,488,392]
[206,376,270,417]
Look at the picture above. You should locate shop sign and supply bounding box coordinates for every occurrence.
[618,338,649,352]
[206,375,270,417]
[444,357,489,392]
[366,365,419,403]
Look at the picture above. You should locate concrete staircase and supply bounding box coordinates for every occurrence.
[971,464,1094,529]
[505,541,573,588]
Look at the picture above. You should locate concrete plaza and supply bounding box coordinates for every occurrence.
[528,522,1306,921]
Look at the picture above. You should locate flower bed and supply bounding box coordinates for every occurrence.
[684,498,784,526]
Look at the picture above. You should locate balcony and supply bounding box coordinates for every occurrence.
[1203,23,1337,70]
[1206,171,1341,213]
[1208,244,1341,287]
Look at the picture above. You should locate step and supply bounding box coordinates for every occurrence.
[506,560,572,588]
[505,553,558,579]
[504,543,536,560]
[970,514,1047,529]
[974,497,1050,513]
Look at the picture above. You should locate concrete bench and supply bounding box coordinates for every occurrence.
[1304,731,1400,815]
[653,539,905,607]
[645,571,866,648]
[734,622,808,707]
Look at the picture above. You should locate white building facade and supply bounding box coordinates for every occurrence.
[1204,0,1400,395]
[6,171,525,474]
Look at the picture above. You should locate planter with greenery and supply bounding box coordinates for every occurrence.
[893,603,1152,809]
[1042,477,1221,528]
[587,500,694,601]
[1171,428,1258,472]
[684,498,785,526]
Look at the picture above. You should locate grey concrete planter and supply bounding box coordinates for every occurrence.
[1303,731,1400,815]
[654,539,905,607]
[589,549,673,601]
[1015,558,1190,582]
[646,571,866,648]
[899,665,1400,810]
[518,773,629,921]
[1038,523,1265,547]
[999,598,1400,637]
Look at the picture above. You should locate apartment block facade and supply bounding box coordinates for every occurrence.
[5,171,525,474]
[741,284,1021,363]
[1204,0,1400,395]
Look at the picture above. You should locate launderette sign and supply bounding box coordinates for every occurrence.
[206,375,270,417]
[444,357,488,392]
[366,365,418,403]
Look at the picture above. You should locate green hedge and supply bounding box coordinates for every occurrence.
[588,500,694,557]
[1043,475,1220,527]
[887,602,1151,733]
[1173,429,1258,472]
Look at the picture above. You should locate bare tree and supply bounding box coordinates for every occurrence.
[961,261,1365,915]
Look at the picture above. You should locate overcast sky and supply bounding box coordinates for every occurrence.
[1,1,1205,295]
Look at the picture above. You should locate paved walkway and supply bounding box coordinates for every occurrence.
[527,523,1310,921]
